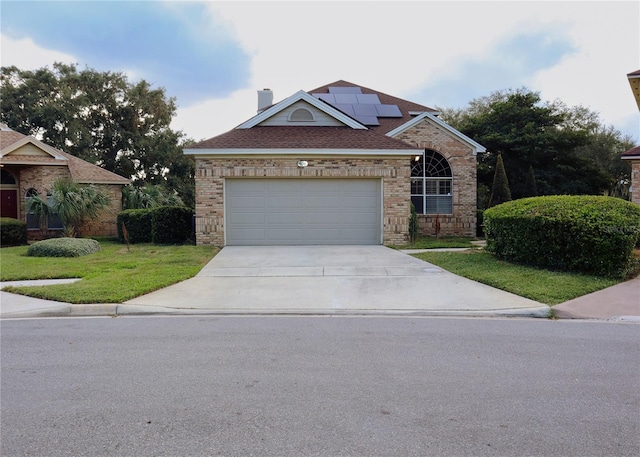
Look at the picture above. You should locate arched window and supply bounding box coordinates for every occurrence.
[288,108,315,122]
[411,150,453,214]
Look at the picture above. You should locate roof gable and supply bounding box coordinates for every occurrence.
[0,128,129,185]
[1,135,67,161]
[237,90,367,130]
[386,111,487,155]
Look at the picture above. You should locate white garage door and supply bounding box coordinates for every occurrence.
[225,179,382,245]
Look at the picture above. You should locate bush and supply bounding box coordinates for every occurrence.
[117,209,153,244]
[484,196,640,278]
[1,218,27,247]
[117,206,194,245]
[27,237,101,257]
[151,206,193,244]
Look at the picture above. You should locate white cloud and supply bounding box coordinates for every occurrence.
[182,1,637,142]
[0,34,76,69]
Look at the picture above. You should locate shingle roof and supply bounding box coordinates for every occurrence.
[0,129,130,185]
[621,145,640,158]
[308,80,438,133]
[188,126,418,151]
[189,80,442,152]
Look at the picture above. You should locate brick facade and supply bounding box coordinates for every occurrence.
[393,121,478,237]
[11,165,123,240]
[630,159,640,205]
[194,156,411,246]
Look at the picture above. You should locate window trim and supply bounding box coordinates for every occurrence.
[411,150,453,215]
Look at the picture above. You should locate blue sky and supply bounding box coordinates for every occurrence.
[1,1,638,143]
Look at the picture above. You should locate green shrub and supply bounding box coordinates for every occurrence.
[27,237,101,258]
[1,218,27,247]
[484,196,640,278]
[117,209,153,244]
[151,206,193,244]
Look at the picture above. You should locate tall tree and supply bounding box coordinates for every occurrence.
[488,154,512,207]
[439,88,615,199]
[1,63,195,207]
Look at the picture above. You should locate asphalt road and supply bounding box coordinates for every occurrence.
[1,316,639,457]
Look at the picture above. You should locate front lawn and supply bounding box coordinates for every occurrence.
[413,250,621,305]
[1,241,218,303]
[391,236,477,250]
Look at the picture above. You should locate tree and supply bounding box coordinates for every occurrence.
[439,88,616,200]
[122,184,185,210]
[0,63,194,207]
[523,165,538,198]
[488,154,512,207]
[27,178,111,237]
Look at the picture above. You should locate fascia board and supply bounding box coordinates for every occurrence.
[184,148,421,156]
[1,136,68,160]
[621,155,640,160]
[386,112,487,155]
[236,90,367,130]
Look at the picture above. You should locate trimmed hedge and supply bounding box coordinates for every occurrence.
[117,206,193,245]
[151,206,193,245]
[117,209,153,244]
[1,218,27,247]
[484,196,640,278]
[27,237,101,258]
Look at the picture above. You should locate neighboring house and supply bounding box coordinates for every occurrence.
[622,70,640,205]
[0,124,130,239]
[185,80,486,246]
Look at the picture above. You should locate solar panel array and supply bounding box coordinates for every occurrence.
[312,86,402,126]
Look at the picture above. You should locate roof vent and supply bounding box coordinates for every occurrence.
[257,89,273,113]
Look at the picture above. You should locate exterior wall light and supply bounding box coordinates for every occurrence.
[297,160,308,168]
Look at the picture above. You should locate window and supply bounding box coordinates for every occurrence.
[411,150,453,214]
[289,108,314,122]
[46,194,63,230]
[25,189,40,229]
[1,169,17,185]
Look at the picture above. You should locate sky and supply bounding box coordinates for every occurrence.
[1,0,639,144]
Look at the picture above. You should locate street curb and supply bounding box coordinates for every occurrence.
[1,304,553,319]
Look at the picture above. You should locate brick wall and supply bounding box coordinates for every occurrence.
[630,159,640,205]
[18,166,123,239]
[393,120,478,237]
[194,156,411,246]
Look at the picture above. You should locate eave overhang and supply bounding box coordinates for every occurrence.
[184,148,421,157]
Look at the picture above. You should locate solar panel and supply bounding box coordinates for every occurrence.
[356,94,381,104]
[312,86,403,125]
[375,104,403,117]
[334,93,359,104]
[328,86,362,94]
[353,104,378,116]
[353,115,380,126]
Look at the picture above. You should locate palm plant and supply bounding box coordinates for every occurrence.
[27,178,111,237]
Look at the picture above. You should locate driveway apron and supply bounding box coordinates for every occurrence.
[123,246,549,316]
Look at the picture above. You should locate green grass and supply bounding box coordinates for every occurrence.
[413,250,621,305]
[1,241,218,303]
[391,236,477,250]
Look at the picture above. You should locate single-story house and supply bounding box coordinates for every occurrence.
[185,80,486,246]
[622,70,640,205]
[0,124,130,239]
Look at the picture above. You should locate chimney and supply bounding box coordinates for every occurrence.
[257,89,273,113]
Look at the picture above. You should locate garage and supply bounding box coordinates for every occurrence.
[225,178,382,245]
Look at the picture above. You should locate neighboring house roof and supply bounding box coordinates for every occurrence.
[628,70,640,111]
[186,80,484,156]
[0,126,130,185]
[622,145,640,160]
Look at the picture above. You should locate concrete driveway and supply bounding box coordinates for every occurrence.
[124,246,549,317]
